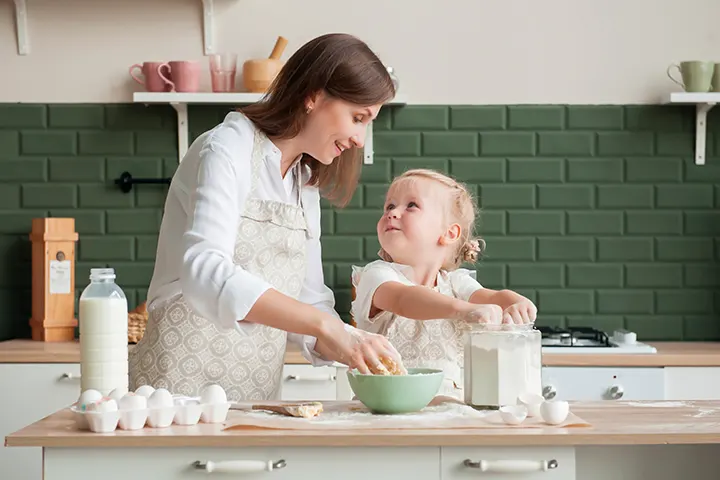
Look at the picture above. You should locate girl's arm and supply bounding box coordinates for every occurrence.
[372,281,482,321]
[469,288,527,309]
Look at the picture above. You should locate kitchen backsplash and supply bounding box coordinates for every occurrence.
[0,103,718,341]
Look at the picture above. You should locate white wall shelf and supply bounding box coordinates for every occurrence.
[13,0,29,55]
[667,92,720,165]
[133,92,408,165]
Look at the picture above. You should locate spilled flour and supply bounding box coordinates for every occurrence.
[625,401,692,408]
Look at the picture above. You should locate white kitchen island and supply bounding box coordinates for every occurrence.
[5,400,720,480]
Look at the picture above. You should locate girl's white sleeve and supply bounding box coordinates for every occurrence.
[350,261,413,333]
[447,268,483,302]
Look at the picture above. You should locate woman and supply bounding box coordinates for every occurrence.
[129,33,403,401]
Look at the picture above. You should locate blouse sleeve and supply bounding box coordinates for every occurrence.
[180,127,273,330]
[447,268,483,302]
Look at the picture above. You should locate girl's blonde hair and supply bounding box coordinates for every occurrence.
[378,169,485,270]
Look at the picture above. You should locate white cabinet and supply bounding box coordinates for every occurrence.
[0,363,81,480]
[664,367,720,400]
[441,447,575,480]
[280,365,338,401]
[44,446,440,480]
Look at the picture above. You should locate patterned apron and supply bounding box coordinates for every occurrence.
[381,276,470,399]
[129,128,309,402]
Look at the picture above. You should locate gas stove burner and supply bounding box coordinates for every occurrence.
[538,326,612,348]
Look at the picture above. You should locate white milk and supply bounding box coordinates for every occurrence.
[463,325,542,407]
[78,268,129,395]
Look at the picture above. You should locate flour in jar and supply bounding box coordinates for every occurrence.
[463,325,542,407]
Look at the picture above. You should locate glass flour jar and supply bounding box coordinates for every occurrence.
[463,323,542,408]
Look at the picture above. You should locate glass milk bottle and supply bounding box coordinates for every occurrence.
[78,268,129,395]
[463,323,542,408]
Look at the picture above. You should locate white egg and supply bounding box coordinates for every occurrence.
[119,393,147,410]
[108,387,128,404]
[87,398,118,412]
[135,385,155,398]
[76,389,103,410]
[200,384,227,405]
[148,388,174,408]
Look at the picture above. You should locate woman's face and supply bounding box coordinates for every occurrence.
[302,93,382,165]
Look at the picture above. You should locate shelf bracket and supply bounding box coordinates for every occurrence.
[170,102,189,162]
[694,103,715,166]
[201,0,214,55]
[13,0,29,55]
[363,121,374,165]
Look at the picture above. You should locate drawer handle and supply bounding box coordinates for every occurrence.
[192,459,286,473]
[463,459,558,472]
[286,374,336,382]
[60,373,81,380]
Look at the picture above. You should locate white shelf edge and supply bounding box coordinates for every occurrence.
[132,91,408,105]
[133,92,408,164]
[666,92,719,165]
[201,0,214,55]
[13,0,29,55]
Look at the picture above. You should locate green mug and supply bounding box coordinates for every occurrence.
[713,63,720,93]
[667,61,714,92]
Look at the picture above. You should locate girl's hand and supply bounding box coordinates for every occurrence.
[502,299,537,324]
[455,303,503,324]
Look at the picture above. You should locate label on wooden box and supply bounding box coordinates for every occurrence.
[49,260,71,295]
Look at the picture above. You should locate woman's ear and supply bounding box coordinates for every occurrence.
[439,223,461,246]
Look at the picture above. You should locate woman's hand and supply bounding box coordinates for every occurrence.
[453,302,503,324]
[502,299,537,324]
[314,318,406,375]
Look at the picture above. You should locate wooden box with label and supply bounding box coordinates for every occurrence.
[29,218,79,342]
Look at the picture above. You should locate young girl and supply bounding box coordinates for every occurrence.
[351,169,537,397]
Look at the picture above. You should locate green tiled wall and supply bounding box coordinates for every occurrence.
[1,103,719,341]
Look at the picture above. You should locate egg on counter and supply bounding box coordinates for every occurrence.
[108,387,128,404]
[200,384,227,405]
[119,393,147,411]
[86,397,118,413]
[76,389,103,411]
[135,385,155,398]
[148,388,174,409]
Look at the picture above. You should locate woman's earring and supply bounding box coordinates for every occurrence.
[306,105,312,114]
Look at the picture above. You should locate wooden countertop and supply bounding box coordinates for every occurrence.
[0,340,309,365]
[6,400,720,448]
[2,339,720,367]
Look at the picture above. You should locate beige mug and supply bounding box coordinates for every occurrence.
[667,61,714,93]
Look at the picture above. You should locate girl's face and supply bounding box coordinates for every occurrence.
[377,178,452,266]
[302,92,381,165]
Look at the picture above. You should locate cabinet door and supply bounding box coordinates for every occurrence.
[0,363,81,480]
[45,446,441,480]
[280,365,338,401]
[665,367,720,400]
[442,447,575,480]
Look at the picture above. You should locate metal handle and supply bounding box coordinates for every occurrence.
[286,374,336,382]
[114,171,171,193]
[607,385,624,400]
[60,373,81,380]
[542,385,557,400]
[192,459,286,473]
[463,459,558,472]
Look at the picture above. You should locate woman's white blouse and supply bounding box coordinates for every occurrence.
[146,112,337,366]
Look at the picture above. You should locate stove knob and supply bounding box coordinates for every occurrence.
[542,385,557,400]
[607,385,624,400]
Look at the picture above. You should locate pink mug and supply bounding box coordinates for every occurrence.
[129,62,170,92]
[158,61,201,93]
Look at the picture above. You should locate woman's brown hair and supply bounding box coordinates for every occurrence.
[239,33,396,207]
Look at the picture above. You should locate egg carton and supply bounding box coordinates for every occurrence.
[71,385,232,433]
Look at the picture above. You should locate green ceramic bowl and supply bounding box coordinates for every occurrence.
[346,367,444,414]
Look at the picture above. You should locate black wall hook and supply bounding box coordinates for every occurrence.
[114,171,171,193]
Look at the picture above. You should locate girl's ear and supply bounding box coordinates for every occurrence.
[439,223,461,246]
